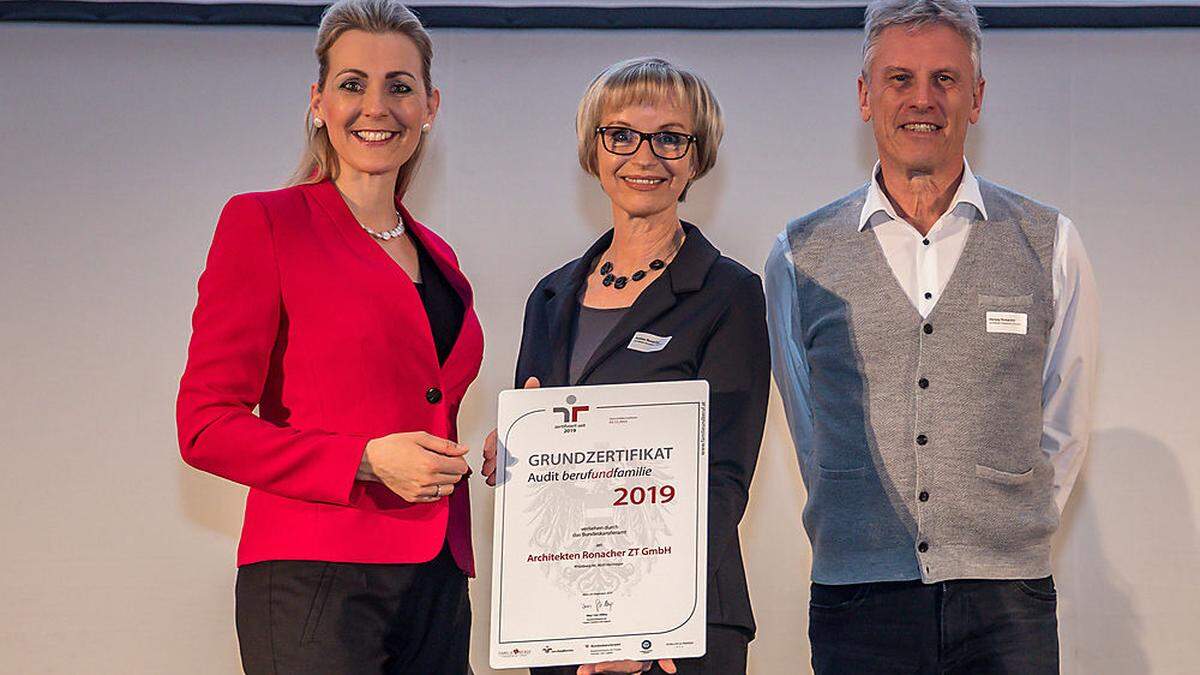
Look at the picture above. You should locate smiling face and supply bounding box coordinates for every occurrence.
[310,30,439,183]
[595,99,697,221]
[858,23,984,177]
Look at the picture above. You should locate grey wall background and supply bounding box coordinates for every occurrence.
[1,22,1198,674]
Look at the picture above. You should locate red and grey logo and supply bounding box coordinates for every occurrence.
[553,394,589,423]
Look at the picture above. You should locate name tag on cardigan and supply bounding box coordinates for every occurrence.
[986,311,1028,335]
[628,332,673,352]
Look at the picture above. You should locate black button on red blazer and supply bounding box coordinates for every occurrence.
[176,180,484,574]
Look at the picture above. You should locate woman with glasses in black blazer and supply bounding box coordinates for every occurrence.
[483,57,769,675]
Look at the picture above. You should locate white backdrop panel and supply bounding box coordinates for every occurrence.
[0,22,1198,675]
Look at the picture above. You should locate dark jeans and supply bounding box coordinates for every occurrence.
[235,545,471,675]
[531,624,750,675]
[809,577,1059,674]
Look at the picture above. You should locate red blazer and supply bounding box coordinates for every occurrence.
[176,180,483,574]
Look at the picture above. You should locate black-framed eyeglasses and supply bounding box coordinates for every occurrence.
[595,126,697,160]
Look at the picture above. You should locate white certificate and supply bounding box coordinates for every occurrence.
[489,380,709,669]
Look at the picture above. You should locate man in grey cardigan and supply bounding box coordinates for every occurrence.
[765,0,1099,672]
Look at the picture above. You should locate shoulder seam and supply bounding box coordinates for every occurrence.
[239,193,285,306]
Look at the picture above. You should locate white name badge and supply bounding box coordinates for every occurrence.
[627,332,672,353]
[986,311,1028,335]
[490,380,709,669]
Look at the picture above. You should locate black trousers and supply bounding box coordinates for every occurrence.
[530,624,750,675]
[809,577,1060,675]
[235,545,471,675]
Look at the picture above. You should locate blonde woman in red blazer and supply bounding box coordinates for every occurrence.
[175,1,481,673]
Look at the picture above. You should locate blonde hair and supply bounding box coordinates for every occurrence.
[288,0,434,197]
[576,57,724,202]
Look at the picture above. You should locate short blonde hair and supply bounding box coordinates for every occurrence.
[288,0,434,198]
[576,57,724,202]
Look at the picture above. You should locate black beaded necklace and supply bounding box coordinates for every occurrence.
[597,258,666,290]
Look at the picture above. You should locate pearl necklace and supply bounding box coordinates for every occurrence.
[360,211,406,241]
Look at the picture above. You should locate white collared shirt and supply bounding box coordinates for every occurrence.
[766,160,1099,512]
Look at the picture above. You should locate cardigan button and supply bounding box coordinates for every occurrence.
[916,434,928,446]
[425,387,443,404]
[918,378,930,389]
[923,323,934,335]
[918,541,929,553]
[919,491,930,502]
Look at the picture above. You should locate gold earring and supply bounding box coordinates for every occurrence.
[421,123,431,133]
[314,117,324,128]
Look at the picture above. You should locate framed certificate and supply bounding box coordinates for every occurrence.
[489,380,709,669]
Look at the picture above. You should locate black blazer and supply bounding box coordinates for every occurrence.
[514,223,769,636]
